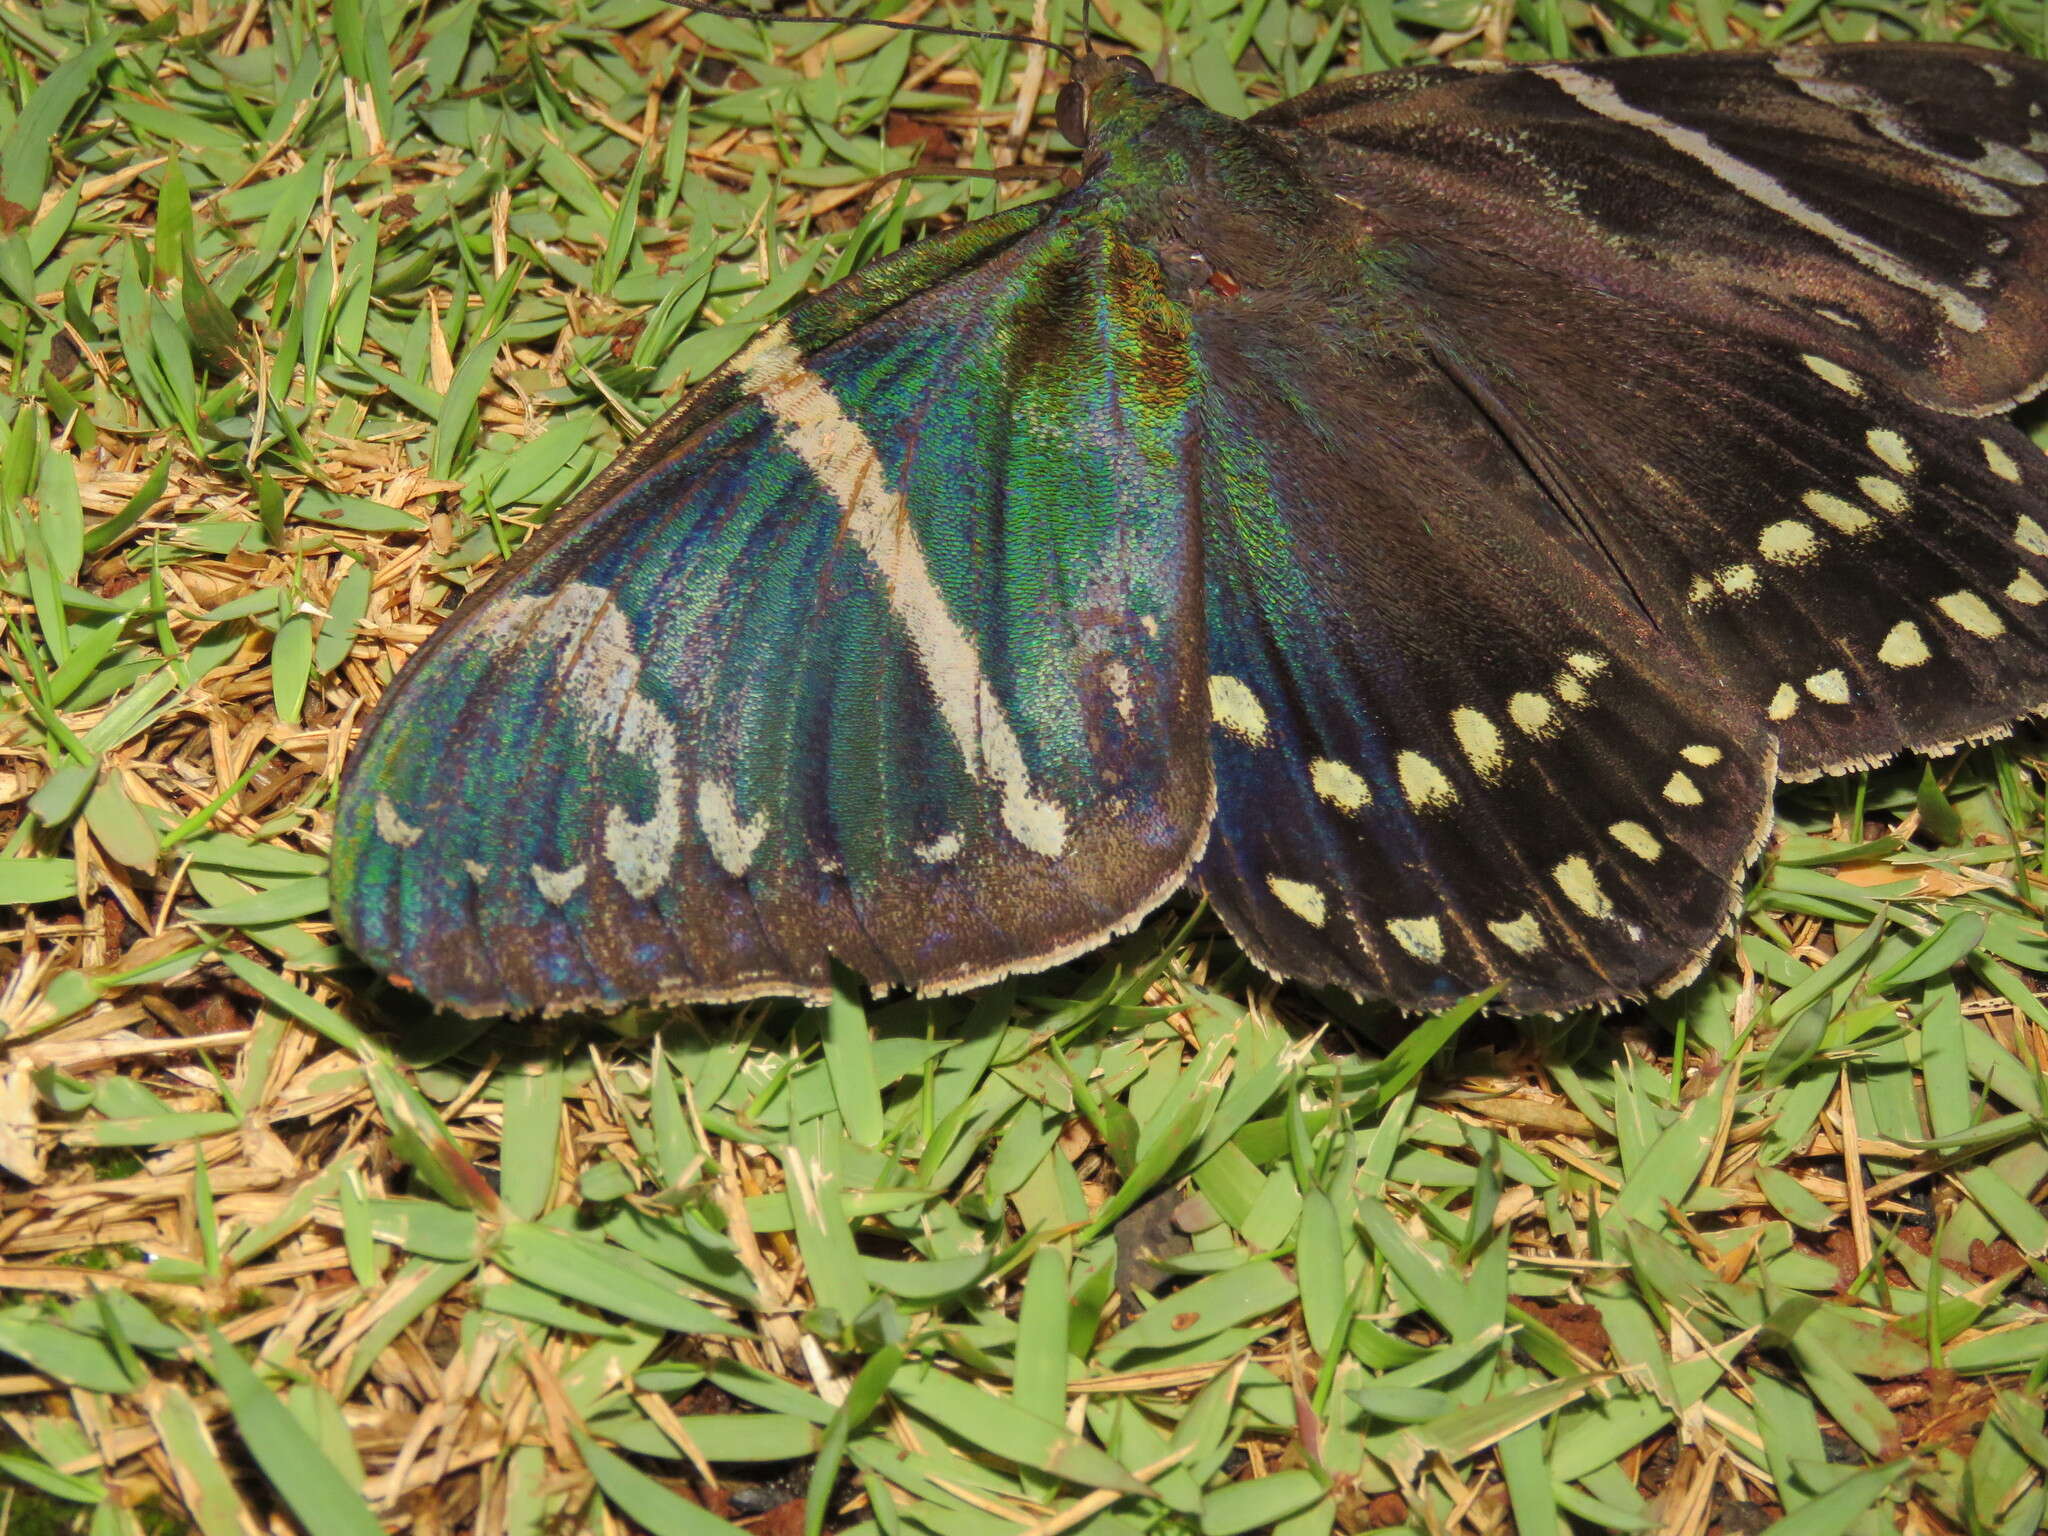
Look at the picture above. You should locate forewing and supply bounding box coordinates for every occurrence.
[333,209,1213,1016]
[1261,45,2048,412]
[1395,254,2048,783]
[1191,313,1773,1014]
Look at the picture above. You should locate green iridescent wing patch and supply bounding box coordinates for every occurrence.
[335,44,2048,1018]
[334,204,1213,1015]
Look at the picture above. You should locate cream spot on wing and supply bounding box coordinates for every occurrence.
[1858,476,1910,515]
[1687,574,1716,605]
[1209,674,1271,745]
[1663,771,1704,805]
[1717,563,1759,596]
[1103,661,1135,725]
[698,778,769,877]
[452,583,684,900]
[1802,354,1865,395]
[913,832,962,864]
[1310,757,1372,812]
[462,859,490,883]
[374,795,424,848]
[1555,673,1589,706]
[1865,429,1916,476]
[1878,621,1930,668]
[1552,855,1614,918]
[2015,514,2048,556]
[1759,519,1821,564]
[1389,915,1446,963]
[1565,652,1608,678]
[1679,744,1722,767]
[1984,437,2024,483]
[1937,591,2006,639]
[1488,912,1543,955]
[739,323,1067,859]
[1805,669,1851,703]
[1398,751,1458,811]
[1803,490,1876,535]
[1451,707,1507,780]
[1508,692,1557,737]
[1767,683,1800,721]
[2007,571,2047,606]
[1268,876,1327,927]
[1609,821,1663,861]
[532,863,586,905]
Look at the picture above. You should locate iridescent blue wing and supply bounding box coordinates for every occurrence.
[333,207,1212,1016]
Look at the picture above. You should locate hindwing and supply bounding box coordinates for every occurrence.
[1189,308,1774,1013]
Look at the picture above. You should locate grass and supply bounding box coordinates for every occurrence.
[3,0,2048,1532]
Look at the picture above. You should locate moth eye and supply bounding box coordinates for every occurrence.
[1055,81,1089,147]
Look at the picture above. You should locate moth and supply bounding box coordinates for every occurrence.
[333,40,2048,1019]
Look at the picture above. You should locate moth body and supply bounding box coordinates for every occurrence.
[333,43,2048,1020]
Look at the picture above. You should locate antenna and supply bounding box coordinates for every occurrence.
[658,0,1075,65]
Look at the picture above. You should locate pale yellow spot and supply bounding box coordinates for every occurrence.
[1451,707,1507,780]
[1310,758,1372,812]
[1858,476,1910,515]
[1759,519,1821,564]
[532,862,587,905]
[1803,490,1876,535]
[1663,771,1704,806]
[1687,574,1716,605]
[1565,652,1608,678]
[1679,744,1722,767]
[2015,514,2048,557]
[1865,428,1916,476]
[699,779,770,877]
[1103,660,1135,725]
[1802,354,1864,395]
[2007,571,2048,606]
[1984,436,2023,483]
[1937,591,2006,639]
[1555,674,1590,706]
[1508,692,1557,737]
[1767,683,1800,721]
[374,795,424,848]
[1389,915,1446,963]
[1268,875,1327,927]
[913,832,963,864]
[1609,821,1663,861]
[1398,751,1458,811]
[1553,856,1614,918]
[1717,563,1759,596]
[1877,621,1930,668]
[1209,675,1270,744]
[1805,669,1851,704]
[1487,912,1544,955]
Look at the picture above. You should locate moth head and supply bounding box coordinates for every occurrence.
[1057,53,1155,149]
